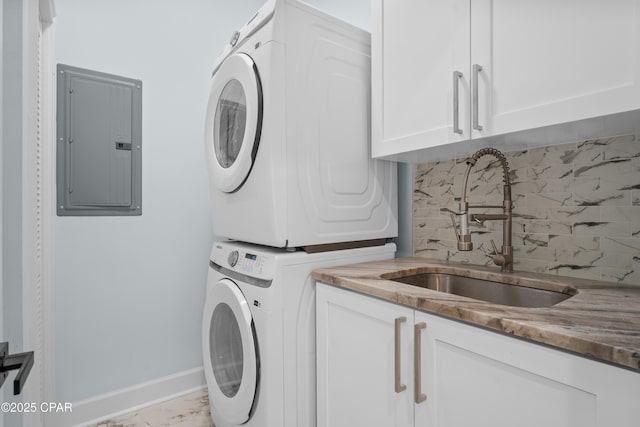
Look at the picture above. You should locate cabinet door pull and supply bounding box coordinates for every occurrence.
[414,322,427,403]
[394,316,407,393]
[453,71,463,134]
[472,64,483,131]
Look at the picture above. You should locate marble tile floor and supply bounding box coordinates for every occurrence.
[89,389,215,427]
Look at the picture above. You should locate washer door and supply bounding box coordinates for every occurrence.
[205,53,263,193]
[203,278,259,424]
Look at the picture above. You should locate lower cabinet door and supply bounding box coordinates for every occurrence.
[317,284,640,427]
[316,283,414,427]
[414,311,640,427]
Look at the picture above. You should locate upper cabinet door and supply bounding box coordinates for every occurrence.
[372,0,470,159]
[373,0,640,162]
[471,0,640,138]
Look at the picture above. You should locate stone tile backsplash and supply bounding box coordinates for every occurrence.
[413,134,640,286]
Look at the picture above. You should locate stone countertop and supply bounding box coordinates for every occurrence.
[312,257,640,372]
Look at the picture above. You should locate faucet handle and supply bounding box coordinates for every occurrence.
[490,239,499,255]
[490,239,511,271]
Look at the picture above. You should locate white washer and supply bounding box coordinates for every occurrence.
[204,0,397,249]
[202,240,396,427]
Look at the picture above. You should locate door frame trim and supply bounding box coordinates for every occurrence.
[22,0,56,425]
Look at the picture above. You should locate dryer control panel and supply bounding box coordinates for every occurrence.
[210,1,275,75]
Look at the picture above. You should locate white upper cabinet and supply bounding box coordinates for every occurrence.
[372,0,470,157]
[372,0,640,161]
[472,0,640,138]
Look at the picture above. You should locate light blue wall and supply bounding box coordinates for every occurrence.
[3,2,26,425]
[55,0,412,403]
[395,163,413,257]
[55,0,265,402]
[3,0,23,357]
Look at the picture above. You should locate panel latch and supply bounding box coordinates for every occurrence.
[115,142,132,151]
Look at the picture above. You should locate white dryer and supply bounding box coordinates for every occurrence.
[202,240,396,427]
[204,0,397,249]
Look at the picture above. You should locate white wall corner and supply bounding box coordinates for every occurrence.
[54,367,206,427]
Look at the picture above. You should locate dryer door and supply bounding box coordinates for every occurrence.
[203,278,258,424]
[205,53,263,193]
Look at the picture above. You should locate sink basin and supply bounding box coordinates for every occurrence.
[390,273,574,308]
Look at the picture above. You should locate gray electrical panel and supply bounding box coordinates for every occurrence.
[57,64,142,216]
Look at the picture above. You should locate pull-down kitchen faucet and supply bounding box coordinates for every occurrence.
[442,147,514,273]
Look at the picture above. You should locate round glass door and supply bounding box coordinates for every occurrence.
[210,302,244,398]
[205,53,262,193]
[202,278,258,424]
[214,79,247,170]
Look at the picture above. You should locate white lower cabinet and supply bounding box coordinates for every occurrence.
[316,283,640,427]
[316,282,414,427]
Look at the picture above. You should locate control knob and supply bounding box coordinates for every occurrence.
[230,30,240,47]
[227,250,239,267]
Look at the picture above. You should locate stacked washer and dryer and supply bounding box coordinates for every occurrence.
[201,1,397,426]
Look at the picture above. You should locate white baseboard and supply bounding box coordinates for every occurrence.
[55,367,206,427]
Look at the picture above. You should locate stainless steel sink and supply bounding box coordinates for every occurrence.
[390,273,574,308]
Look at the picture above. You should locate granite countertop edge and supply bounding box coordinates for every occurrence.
[311,257,640,373]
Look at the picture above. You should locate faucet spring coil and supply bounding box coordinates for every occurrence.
[467,147,511,185]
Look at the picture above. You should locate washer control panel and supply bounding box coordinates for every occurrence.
[234,251,266,276]
[211,242,276,280]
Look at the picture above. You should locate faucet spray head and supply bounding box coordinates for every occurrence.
[441,207,473,251]
[455,147,511,254]
[457,234,473,251]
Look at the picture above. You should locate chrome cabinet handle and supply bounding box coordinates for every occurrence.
[472,64,483,131]
[414,322,427,403]
[394,316,407,393]
[453,71,463,134]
